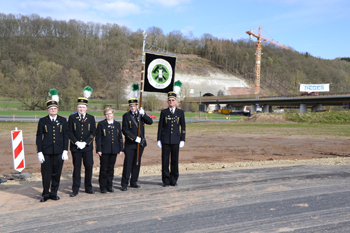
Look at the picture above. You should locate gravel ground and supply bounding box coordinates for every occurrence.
[4,157,350,185]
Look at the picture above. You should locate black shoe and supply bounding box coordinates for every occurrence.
[107,188,114,192]
[70,192,78,197]
[162,183,169,187]
[85,189,95,194]
[100,189,107,194]
[50,195,60,200]
[130,183,140,188]
[121,186,127,191]
[40,196,49,202]
[170,183,178,186]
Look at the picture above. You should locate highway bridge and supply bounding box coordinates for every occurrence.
[184,92,350,114]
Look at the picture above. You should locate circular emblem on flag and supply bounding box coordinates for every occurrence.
[147,59,173,89]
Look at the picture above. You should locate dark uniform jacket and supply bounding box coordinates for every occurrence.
[122,111,153,150]
[157,108,186,145]
[36,115,68,155]
[95,119,123,154]
[67,113,96,152]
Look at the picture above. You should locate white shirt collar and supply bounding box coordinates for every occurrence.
[169,107,176,112]
[49,115,57,121]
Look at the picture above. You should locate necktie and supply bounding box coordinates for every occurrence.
[171,109,174,114]
[52,119,55,123]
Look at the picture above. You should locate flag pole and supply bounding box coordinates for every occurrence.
[136,30,147,165]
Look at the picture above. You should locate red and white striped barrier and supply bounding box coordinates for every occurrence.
[11,128,25,172]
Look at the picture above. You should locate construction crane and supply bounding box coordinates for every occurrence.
[246,26,289,95]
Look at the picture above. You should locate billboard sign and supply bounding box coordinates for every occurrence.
[300,84,330,92]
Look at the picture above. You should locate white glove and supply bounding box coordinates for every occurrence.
[138,107,145,116]
[62,150,68,161]
[75,141,87,149]
[157,140,162,148]
[75,141,82,149]
[135,137,141,143]
[80,142,87,149]
[38,152,45,163]
[179,141,185,148]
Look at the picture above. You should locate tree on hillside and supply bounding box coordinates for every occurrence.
[0,60,83,110]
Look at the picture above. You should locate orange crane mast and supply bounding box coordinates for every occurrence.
[246,26,289,95]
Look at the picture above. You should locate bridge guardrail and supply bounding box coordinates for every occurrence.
[184,92,350,102]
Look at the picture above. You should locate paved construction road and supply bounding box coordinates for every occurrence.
[1,165,350,232]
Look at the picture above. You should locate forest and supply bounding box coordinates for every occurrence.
[0,13,350,110]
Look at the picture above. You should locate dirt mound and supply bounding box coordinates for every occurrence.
[239,113,294,123]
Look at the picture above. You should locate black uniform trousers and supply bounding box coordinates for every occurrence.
[121,147,143,188]
[41,154,63,197]
[161,143,179,185]
[99,153,117,190]
[72,151,93,193]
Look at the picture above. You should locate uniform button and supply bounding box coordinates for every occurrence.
[53,126,55,128]
[171,125,173,126]
[53,141,55,143]
[53,130,55,132]
[53,137,55,139]
[112,142,114,144]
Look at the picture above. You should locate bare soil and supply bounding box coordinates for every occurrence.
[1,124,349,177]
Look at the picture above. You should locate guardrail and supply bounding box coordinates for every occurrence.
[184,94,258,102]
[184,92,350,102]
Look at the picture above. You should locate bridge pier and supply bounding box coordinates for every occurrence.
[250,104,256,114]
[263,105,273,113]
[300,104,307,113]
[312,104,322,112]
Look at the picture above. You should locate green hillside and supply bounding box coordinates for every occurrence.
[1,13,350,111]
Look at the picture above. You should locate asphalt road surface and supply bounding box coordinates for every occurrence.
[1,165,350,232]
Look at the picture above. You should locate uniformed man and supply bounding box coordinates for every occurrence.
[36,100,68,202]
[96,108,123,193]
[121,98,153,191]
[67,97,96,197]
[157,92,186,187]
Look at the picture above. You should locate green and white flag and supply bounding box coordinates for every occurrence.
[144,53,176,93]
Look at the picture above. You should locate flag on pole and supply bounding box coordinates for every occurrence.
[144,53,176,93]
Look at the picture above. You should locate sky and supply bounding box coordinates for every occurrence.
[0,0,349,60]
